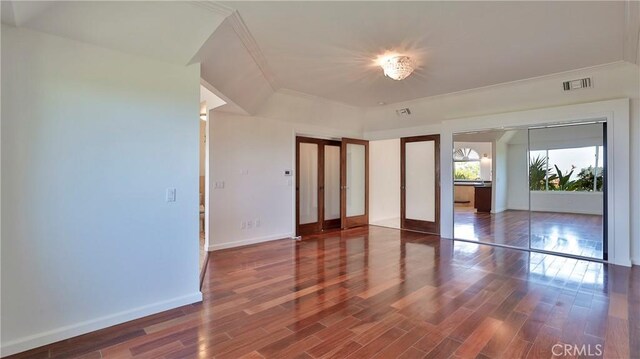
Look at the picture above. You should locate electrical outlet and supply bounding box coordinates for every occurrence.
[215,181,225,189]
[166,188,176,202]
[241,221,246,229]
[255,219,261,227]
[247,220,253,229]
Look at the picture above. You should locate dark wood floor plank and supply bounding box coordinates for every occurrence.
[480,311,528,358]
[453,316,501,359]
[373,326,430,359]
[423,337,462,359]
[347,327,404,358]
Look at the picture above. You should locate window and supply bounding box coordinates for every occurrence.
[454,148,481,180]
[529,146,603,192]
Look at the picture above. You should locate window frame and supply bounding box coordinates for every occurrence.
[453,148,482,182]
[530,145,603,192]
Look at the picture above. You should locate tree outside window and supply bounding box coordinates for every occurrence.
[454,148,481,181]
[529,146,603,192]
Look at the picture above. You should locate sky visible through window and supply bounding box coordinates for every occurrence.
[530,145,603,191]
[532,146,602,181]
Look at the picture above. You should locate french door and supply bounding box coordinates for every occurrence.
[401,135,440,234]
[340,138,369,229]
[296,137,342,236]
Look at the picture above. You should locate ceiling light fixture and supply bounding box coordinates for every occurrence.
[379,55,414,81]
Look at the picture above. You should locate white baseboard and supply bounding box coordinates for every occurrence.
[506,205,529,211]
[208,233,293,251]
[370,216,400,222]
[1,292,202,357]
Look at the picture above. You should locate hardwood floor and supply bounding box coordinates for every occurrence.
[8,226,638,358]
[454,209,604,259]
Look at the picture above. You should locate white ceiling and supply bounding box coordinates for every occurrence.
[223,1,630,107]
[1,1,228,65]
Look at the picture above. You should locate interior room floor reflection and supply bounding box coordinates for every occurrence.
[453,208,603,259]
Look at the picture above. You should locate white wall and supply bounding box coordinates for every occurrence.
[1,26,202,355]
[208,101,362,250]
[506,142,529,211]
[199,118,206,176]
[530,192,603,215]
[492,137,508,213]
[369,139,400,223]
[209,113,295,249]
[528,123,604,150]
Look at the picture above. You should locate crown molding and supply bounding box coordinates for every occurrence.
[227,11,280,91]
[623,0,640,64]
[187,1,234,17]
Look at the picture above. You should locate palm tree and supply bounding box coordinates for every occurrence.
[529,155,556,190]
[552,165,577,191]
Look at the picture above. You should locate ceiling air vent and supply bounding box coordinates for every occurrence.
[396,108,411,117]
[563,77,592,91]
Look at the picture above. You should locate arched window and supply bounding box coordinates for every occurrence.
[453,148,481,180]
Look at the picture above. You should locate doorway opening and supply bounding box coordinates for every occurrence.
[368,135,441,235]
[198,83,226,284]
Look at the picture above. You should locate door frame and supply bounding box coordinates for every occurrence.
[400,135,441,234]
[295,136,342,236]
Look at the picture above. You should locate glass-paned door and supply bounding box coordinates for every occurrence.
[401,135,440,234]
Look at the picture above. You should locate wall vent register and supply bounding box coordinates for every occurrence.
[396,108,412,117]
[563,77,592,91]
